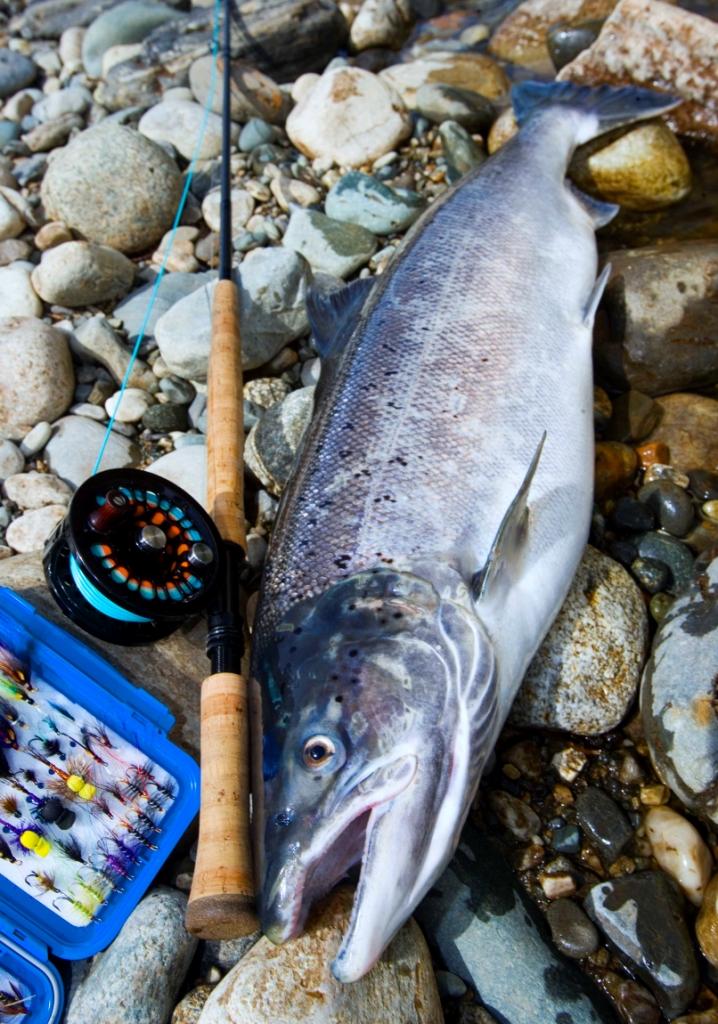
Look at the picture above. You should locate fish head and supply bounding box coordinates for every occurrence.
[255,568,497,981]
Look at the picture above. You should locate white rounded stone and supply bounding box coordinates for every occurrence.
[139,100,237,160]
[0,263,42,318]
[201,188,254,234]
[31,242,135,307]
[5,505,67,553]
[0,194,24,241]
[105,388,153,423]
[3,470,72,509]
[19,421,51,457]
[645,805,713,907]
[0,440,24,480]
[286,66,411,168]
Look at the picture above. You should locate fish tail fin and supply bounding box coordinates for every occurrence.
[511,81,681,144]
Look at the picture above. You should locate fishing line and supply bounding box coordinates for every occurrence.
[92,0,223,476]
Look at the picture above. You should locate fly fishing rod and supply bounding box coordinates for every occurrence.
[43,0,257,938]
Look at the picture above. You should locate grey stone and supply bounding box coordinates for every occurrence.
[0,440,24,480]
[584,872,699,1019]
[73,316,156,390]
[45,415,138,489]
[511,546,649,735]
[200,932,261,974]
[325,171,425,236]
[20,421,52,456]
[415,824,615,1023]
[595,243,718,397]
[635,532,694,595]
[189,56,286,125]
[41,122,183,255]
[283,209,377,279]
[64,887,197,1024]
[0,49,36,98]
[32,85,91,122]
[575,788,633,864]
[156,249,311,380]
[0,317,75,438]
[641,554,718,825]
[82,0,179,77]
[545,899,599,959]
[142,402,188,432]
[637,480,694,538]
[438,120,485,176]
[115,271,213,343]
[0,549,206,756]
[238,117,282,152]
[245,387,315,496]
[32,241,135,306]
[0,121,20,147]
[22,112,83,153]
[415,83,494,131]
[547,22,602,71]
[139,99,234,161]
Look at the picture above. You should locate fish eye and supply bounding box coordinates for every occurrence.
[302,735,336,769]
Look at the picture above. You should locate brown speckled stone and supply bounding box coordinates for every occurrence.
[488,0,619,68]
[643,393,718,475]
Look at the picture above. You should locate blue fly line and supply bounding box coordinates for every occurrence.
[92,0,223,475]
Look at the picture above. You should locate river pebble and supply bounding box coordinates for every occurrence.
[547,21,602,71]
[115,271,213,343]
[0,49,36,98]
[5,504,67,553]
[606,390,661,444]
[41,122,183,253]
[64,887,197,1024]
[283,208,377,278]
[350,0,413,51]
[198,885,442,1024]
[489,0,617,67]
[0,441,24,480]
[19,422,51,458]
[325,171,425,235]
[148,446,207,509]
[641,555,718,825]
[696,875,718,970]
[585,871,699,1018]
[105,388,153,424]
[0,317,74,437]
[3,471,72,509]
[576,787,633,864]
[638,480,695,538]
[545,899,599,959]
[380,52,508,108]
[82,0,178,77]
[31,240,135,306]
[635,532,694,595]
[644,393,718,477]
[45,415,138,488]
[189,56,285,124]
[0,193,24,241]
[644,805,712,907]
[286,66,412,168]
[245,386,315,495]
[73,315,156,391]
[438,120,485,176]
[414,83,494,132]
[0,263,43,318]
[512,546,648,734]
[171,985,212,1024]
[139,100,233,161]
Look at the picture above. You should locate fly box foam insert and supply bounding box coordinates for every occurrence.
[0,586,200,1023]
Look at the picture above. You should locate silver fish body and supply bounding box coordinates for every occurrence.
[251,83,680,981]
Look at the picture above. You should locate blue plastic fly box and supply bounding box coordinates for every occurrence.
[0,586,201,1023]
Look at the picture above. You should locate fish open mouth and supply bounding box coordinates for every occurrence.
[262,753,418,949]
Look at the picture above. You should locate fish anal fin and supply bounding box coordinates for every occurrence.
[583,263,611,327]
[472,432,546,606]
[306,275,374,358]
[568,183,619,228]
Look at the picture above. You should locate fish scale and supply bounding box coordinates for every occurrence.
[252,82,683,985]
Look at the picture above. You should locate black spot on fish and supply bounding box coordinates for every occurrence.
[543,966,583,1004]
[335,695,343,703]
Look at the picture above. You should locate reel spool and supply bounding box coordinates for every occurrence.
[44,469,222,646]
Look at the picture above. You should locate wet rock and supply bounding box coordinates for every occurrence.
[3,471,72,509]
[595,244,718,397]
[32,241,135,306]
[325,172,425,235]
[644,805,712,906]
[612,496,655,532]
[547,21,602,71]
[489,0,617,68]
[638,480,694,538]
[696,874,718,969]
[73,316,155,391]
[82,0,178,77]
[283,209,377,278]
[189,56,285,124]
[594,440,638,498]
[584,871,699,1018]
[45,415,138,489]
[598,973,661,1024]
[6,505,67,553]
[0,50,36,98]
[199,886,442,1024]
[641,555,718,825]
[245,386,315,496]
[42,122,182,255]
[512,546,648,734]
[571,122,691,212]
[139,99,234,161]
[0,263,43,318]
[631,557,669,595]
[350,0,413,51]
[545,899,599,959]
[643,393,718,477]
[438,121,485,176]
[636,532,694,594]
[606,390,661,444]
[488,791,541,841]
[64,887,197,1024]
[0,317,74,437]
[286,66,411,168]
[115,271,213,343]
[558,0,718,145]
[416,824,614,1023]
[381,53,508,108]
[688,470,718,503]
[156,249,311,379]
[172,985,212,1024]
[414,84,494,132]
[575,787,633,864]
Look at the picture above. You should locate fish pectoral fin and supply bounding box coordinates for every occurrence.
[306,275,374,358]
[582,263,611,327]
[472,432,546,606]
[568,183,619,229]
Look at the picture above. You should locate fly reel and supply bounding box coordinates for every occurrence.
[44,469,223,646]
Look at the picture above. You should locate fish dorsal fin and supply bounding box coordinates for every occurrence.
[472,433,546,606]
[568,183,619,228]
[306,276,374,358]
[583,263,611,327]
